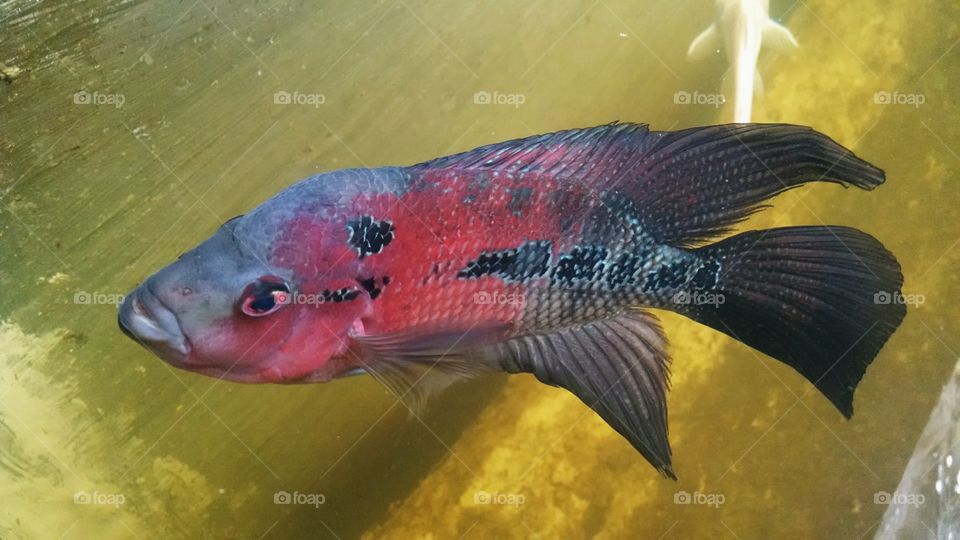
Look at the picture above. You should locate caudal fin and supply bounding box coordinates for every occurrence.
[682,226,905,417]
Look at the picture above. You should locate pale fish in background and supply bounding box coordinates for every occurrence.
[687,0,798,122]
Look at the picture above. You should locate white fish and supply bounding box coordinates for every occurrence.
[687,0,798,122]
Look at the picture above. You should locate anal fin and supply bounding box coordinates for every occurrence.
[488,311,675,478]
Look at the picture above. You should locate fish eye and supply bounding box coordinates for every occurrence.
[239,276,290,317]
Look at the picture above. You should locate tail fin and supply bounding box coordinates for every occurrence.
[682,226,905,417]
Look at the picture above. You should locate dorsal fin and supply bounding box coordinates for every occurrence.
[411,123,885,246]
[411,122,652,177]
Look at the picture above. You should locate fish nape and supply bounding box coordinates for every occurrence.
[120,121,905,479]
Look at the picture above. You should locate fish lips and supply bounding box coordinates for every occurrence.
[118,286,191,364]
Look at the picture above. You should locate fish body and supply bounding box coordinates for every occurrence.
[120,123,905,477]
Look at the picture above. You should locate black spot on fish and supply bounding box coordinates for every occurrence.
[691,260,720,289]
[456,241,552,282]
[606,252,642,287]
[507,187,534,217]
[357,277,378,298]
[507,241,552,280]
[468,173,491,191]
[551,245,608,285]
[457,250,518,278]
[322,287,361,303]
[357,276,390,300]
[346,216,395,258]
[641,261,688,292]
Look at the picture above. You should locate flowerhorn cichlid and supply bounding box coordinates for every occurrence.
[119,123,906,478]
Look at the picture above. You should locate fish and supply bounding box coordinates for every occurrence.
[687,0,798,122]
[118,122,906,478]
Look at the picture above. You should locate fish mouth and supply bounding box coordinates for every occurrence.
[118,286,191,363]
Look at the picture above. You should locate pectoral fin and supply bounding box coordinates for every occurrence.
[354,324,507,413]
[487,311,674,478]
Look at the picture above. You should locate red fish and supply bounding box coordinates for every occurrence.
[119,123,905,477]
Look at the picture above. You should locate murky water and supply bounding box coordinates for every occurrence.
[1,0,958,538]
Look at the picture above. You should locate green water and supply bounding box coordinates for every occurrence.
[1,0,957,538]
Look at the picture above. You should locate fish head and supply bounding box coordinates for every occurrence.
[119,203,368,384]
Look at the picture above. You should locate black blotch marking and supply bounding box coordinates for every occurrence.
[468,173,491,191]
[606,253,642,287]
[551,245,608,285]
[357,276,390,300]
[346,216,395,258]
[507,241,552,280]
[691,260,720,289]
[457,250,518,278]
[507,187,534,216]
[457,241,552,281]
[550,191,580,234]
[641,261,689,292]
[321,287,361,303]
[357,277,378,299]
